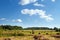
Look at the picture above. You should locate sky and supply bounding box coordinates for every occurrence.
[0,0,60,28]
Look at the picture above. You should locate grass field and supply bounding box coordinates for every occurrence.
[0,30,60,40]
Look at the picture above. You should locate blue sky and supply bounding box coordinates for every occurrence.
[0,0,60,28]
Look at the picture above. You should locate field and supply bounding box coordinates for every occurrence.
[0,30,60,40]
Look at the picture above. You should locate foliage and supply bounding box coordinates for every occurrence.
[0,25,23,30]
[12,33,24,36]
[24,27,53,30]
[54,27,60,32]
[32,30,34,34]
[0,25,60,32]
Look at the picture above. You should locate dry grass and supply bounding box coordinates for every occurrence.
[0,30,60,40]
[0,35,60,40]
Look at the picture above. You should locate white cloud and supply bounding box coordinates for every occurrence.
[34,2,45,7]
[51,0,55,2]
[0,18,9,21]
[18,0,37,5]
[40,15,54,21]
[0,18,22,22]
[21,9,37,16]
[21,9,54,21]
[0,18,6,20]
[12,19,22,23]
[41,0,56,2]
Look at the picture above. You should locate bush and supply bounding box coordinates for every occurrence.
[17,33,24,36]
[46,33,48,35]
[56,33,60,35]
[12,33,16,36]
[12,33,24,36]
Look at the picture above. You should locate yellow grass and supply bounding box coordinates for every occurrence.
[0,30,60,40]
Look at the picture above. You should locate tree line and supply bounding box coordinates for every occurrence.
[0,25,60,32]
[0,25,23,30]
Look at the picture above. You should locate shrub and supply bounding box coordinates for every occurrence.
[46,33,48,35]
[12,33,16,36]
[17,33,24,36]
[56,33,60,35]
[12,33,24,36]
[32,30,34,34]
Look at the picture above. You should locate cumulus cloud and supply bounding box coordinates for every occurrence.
[40,15,54,21]
[51,0,55,2]
[0,18,22,23]
[34,2,45,7]
[18,0,37,5]
[21,9,54,21]
[0,18,6,20]
[12,19,22,23]
[21,9,37,16]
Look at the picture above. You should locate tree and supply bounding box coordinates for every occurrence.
[0,25,23,30]
[54,27,60,32]
[32,30,34,34]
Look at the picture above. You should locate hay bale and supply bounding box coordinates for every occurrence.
[51,35,60,38]
[40,37,49,40]
[4,38,11,40]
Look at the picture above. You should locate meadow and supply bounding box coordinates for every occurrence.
[0,30,60,40]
